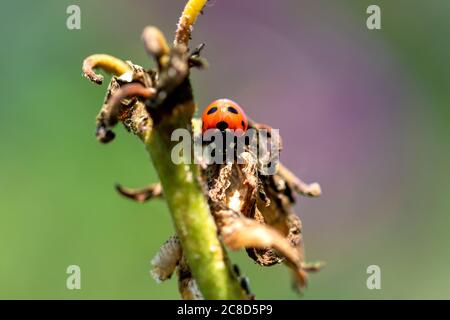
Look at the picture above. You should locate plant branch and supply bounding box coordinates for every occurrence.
[143,0,246,299]
[82,54,131,85]
[146,122,245,299]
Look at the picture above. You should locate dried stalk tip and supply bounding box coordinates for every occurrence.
[142,26,170,65]
[82,54,131,85]
[174,0,208,48]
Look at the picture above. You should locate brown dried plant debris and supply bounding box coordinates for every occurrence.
[115,183,163,203]
[82,21,322,298]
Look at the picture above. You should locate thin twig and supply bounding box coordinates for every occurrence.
[82,54,131,84]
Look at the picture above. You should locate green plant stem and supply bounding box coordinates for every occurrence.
[144,102,246,300]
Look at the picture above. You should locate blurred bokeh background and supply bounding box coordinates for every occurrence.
[1,0,449,299]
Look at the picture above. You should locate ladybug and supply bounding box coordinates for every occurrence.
[202,99,248,133]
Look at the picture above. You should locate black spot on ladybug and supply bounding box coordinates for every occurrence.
[216,121,229,131]
[227,106,238,114]
[241,120,245,128]
[207,106,218,115]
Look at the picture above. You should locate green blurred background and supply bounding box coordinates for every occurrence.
[1,0,449,299]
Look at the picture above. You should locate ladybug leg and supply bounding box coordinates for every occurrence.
[115,183,163,203]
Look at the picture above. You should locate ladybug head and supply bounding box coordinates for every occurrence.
[201,99,248,133]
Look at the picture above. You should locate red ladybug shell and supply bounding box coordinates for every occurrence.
[202,99,248,133]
